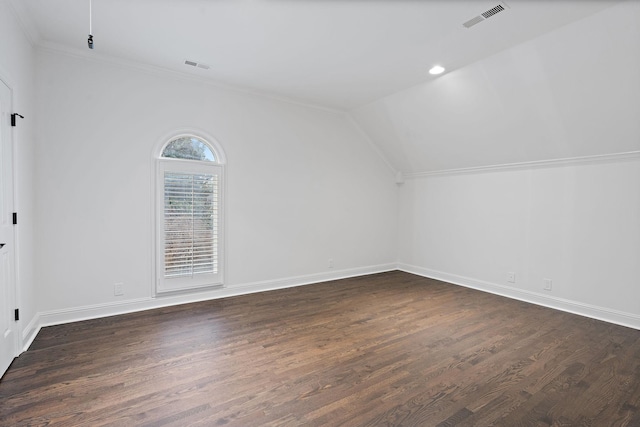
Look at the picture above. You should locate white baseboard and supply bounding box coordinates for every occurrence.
[22,261,639,353]
[21,312,41,352]
[398,263,640,330]
[31,263,397,348]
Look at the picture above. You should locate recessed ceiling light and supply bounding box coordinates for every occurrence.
[429,65,445,75]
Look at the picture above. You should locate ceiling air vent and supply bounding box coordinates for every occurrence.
[463,2,509,28]
[184,60,210,70]
[482,5,505,19]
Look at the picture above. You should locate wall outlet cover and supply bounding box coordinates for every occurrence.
[114,282,124,296]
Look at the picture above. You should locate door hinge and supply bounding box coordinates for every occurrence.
[12,212,17,225]
[14,309,19,321]
[11,113,24,127]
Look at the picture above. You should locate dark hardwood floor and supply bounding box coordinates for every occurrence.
[2,271,640,426]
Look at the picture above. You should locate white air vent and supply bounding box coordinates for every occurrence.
[184,60,211,70]
[463,2,509,28]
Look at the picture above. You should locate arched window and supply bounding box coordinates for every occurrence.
[155,134,225,294]
[161,136,216,162]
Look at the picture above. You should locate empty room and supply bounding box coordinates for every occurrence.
[1,0,639,425]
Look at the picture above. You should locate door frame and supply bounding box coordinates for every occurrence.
[0,72,20,371]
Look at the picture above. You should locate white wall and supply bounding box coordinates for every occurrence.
[34,49,398,322]
[398,157,640,328]
[0,1,38,349]
[345,0,640,329]
[11,0,639,340]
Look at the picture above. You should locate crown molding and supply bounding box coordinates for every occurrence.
[37,41,345,115]
[403,151,640,179]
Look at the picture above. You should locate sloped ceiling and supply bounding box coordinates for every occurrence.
[10,0,638,173]
[352,1,640,174]
[13,0,621,110]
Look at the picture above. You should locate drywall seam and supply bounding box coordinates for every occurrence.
[404,151,640,179]
[398,263,640,330]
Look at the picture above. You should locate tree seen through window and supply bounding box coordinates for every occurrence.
[162,137,215,162]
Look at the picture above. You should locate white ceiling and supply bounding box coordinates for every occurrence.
[12,0,622,110]
[352,0,640,173]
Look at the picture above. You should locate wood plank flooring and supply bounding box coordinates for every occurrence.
[1,271,640,426]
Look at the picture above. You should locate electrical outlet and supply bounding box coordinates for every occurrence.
[114,282,124,296]
[328,259,334,269]
[507,272,516,283]
[543,278,552,291]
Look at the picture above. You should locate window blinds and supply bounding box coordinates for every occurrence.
[164,172,219,278]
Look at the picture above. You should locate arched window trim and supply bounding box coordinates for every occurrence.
[152,129,226,296]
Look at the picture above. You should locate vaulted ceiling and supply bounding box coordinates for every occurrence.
[13,0,621,110]
[11,0,639,173]
[353,1,640,173]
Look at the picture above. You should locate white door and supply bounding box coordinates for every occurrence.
[0,79,17,379]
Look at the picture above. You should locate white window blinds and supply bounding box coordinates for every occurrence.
[164,172,219,278]
[157,159,223,293]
